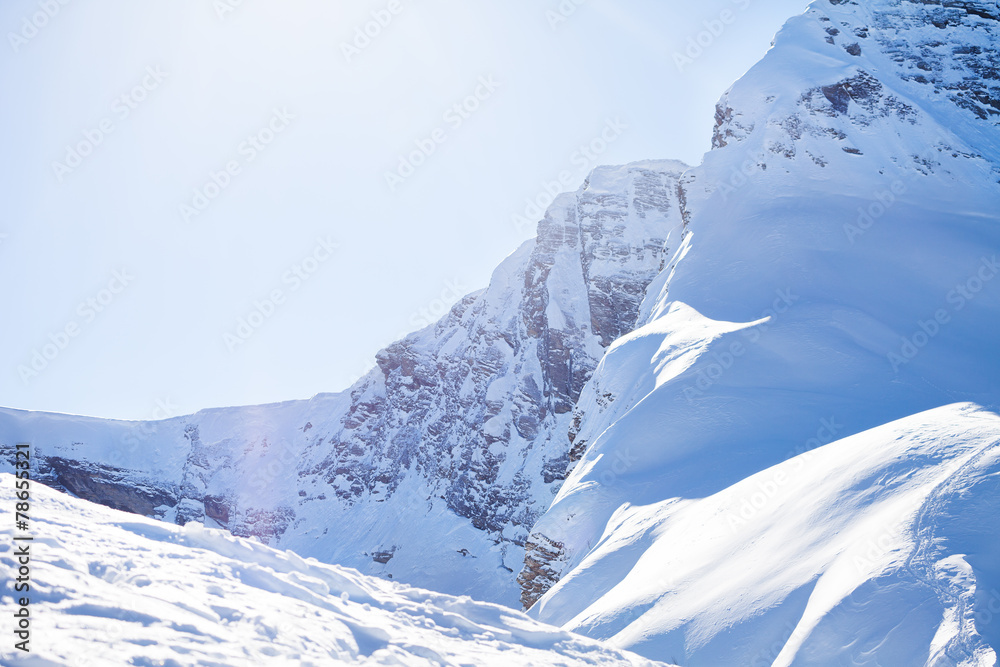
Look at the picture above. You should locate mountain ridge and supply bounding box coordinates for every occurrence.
[2,1,999,663]
[1,159,690,607]
[518,0,1000,662]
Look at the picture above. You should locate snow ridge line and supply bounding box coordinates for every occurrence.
[902,435,1000,665]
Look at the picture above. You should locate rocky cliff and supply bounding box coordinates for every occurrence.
[0,160,688,607]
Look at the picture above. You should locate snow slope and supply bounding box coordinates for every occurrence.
[3,0,1000,663]
[0,474,668,667]
[524,0,1000,599]
[521,0,1000,662]
[532,403,1000,665]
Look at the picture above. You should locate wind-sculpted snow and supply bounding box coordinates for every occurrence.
[532,404,1000,665]
[0,475,668,667]
[522,0,1000,657]
[0,160,688,607]
[2,0,999,661]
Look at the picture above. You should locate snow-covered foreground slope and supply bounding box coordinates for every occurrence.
[0,160,688,607]
[0,474,668,667]
[532,403,1000,665]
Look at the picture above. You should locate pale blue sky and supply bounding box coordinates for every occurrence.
[1,0,808,420]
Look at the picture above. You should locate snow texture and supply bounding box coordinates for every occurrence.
[0,475,667,667]
[2,0,1000,665]
[532,403,1000,665]
[524,0,1000,663]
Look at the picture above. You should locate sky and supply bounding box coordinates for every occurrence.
[0,0,809,421]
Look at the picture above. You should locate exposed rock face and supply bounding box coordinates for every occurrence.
[517,533,567,610]
[0,160,689,606]
[35,455,178,517]
[709,0,1000,185]
[302,161,688,548]
[860,0,1000,122]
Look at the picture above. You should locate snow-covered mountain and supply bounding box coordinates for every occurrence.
[3,0,1000,663]
[0,160,688,607]
[0,474,667,666]
[521,0,1000,662]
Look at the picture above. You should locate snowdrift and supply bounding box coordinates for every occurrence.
[532,403,1000,665]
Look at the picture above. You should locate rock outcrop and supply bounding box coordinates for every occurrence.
[0,160,689,606]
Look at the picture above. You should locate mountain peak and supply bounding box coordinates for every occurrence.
[710,0,1000,187]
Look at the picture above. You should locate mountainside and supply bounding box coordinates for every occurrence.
[3,0,1000,663]
[0,474,667,667]
[521,0,1000,662]
[0,160,688,607]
